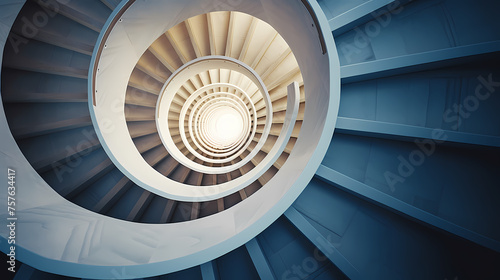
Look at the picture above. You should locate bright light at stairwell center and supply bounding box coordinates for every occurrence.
[204,106,245,148]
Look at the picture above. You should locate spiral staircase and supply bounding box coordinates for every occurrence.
[3,2,306,223]
[1,0,500,279]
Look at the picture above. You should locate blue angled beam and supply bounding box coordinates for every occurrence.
[336,117,500,148]
[14,264,35,280]
[315,164,500,253]
[126,191,154,221]
[341,41,500,84]
[284,207,361,280]
[328,0,398,35]
[245,238,275,280]
[200,261,217,280]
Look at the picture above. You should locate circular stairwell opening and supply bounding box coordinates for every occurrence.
[203,106,244,148]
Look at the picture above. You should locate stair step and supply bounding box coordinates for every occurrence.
[139,196,169,223]
[18,125,100,173]
[142,145,169,166]
[124,86,159,108]
[105,184,150,220]
[160,199,177,223]
[45,0,111,32]
[5,102,92,139]
[199,200,219,218]
[12,1,98,56]
[135,49,172,83]
[41,148,114,199]
[127,121,158,138]
[3,39,90,79]
[100,0,121,10]
[133,133,163,153]
[170,202,195,222]
[125,104,156,121]
[92,176,133,213]
[1,69,87,103]
[128,68,164,95]
[127,190,154,221]
[72,168,128,211]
